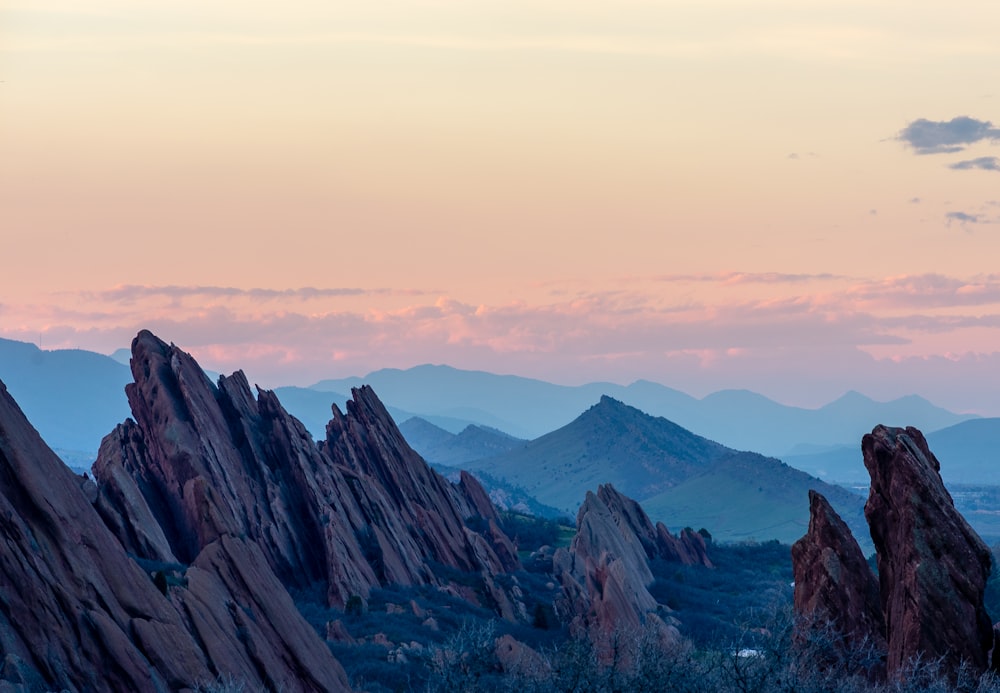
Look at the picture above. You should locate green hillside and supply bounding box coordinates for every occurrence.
[468,396,867,547]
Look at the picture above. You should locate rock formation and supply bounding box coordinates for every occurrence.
[0,378,349,691]
[793,425,997,682]
[863,425,994,677]
[792,490,885,663]
[93,330,519,610]
[553,484,707,649]
[0,329,535,690]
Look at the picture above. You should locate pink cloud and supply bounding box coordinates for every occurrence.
[5,271,1000,413]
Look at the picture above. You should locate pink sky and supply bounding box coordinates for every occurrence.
[3,1,1000,414]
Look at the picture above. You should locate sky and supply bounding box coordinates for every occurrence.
[3,1,1000,414]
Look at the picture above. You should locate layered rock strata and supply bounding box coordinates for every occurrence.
[0,378,349,692]
[93,331,518,609]
[553,484,708,645]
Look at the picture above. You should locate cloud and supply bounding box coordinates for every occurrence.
[90,285,431,303]
[945,211,991,226]
[653,272,843,285]
[897,116,1000,154]
[847,273,1000,309]
[9,272,1000,414]
[949,156,1000,171]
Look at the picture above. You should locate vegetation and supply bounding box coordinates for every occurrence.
[292,537,1000,692]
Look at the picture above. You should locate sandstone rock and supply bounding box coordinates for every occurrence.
[494,634,549,678]
[863,425,994,677]
[94,331,520,613]
[554,484,698,649]
[326,620,355,644]
[792,490,886,664]
[0,376,351,691]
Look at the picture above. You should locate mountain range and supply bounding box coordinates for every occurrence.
[2,336,981,467]
[310,365,975,456]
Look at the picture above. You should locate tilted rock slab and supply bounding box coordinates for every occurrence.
[93,330,518,610]
[554,484,701,647]
[863,425,994,677]
[0,378,349,692]
[792,490,886,660]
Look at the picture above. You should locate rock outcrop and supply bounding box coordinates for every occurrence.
[794,425,997,682]
[863,425,994,677]
[0,378,350,691]
[93,330,518,610]
[792,490,885,662]
[553,484,705,648]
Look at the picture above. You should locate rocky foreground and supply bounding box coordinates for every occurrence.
[0,331,707,692]
[793,424,998,681]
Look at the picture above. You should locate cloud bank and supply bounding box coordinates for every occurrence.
[8,272,1000,414]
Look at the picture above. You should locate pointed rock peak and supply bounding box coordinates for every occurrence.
[792,490,884,665]
[596,394,628,409]
[864,425,940,475]
[580,395,641,423]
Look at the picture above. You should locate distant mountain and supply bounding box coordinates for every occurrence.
[312,364,610,439]
[398,416,527,467]
[782,418,1000,486]
[0,337,978,471]
[463,396,867,546]
[310,365,974,456]
[274,386,489,440]
[926,418,1000,483]
[0,337,132,458]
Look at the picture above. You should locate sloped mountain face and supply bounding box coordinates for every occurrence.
[467,396,866,545]
[0,337,132,460]
[0,378,350,692]
[464,396,729,512]
[94,330,519,611]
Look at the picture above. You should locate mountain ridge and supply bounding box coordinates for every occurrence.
[461,395,868,545]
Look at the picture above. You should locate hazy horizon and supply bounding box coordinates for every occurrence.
[5,2,1000,415]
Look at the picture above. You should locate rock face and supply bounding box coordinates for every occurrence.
[553,484,707,647]
[0,329,529,690]
[0,378,349,691]
[863,425,994,677]
[93,330,518,609]
[792,490,886,659]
